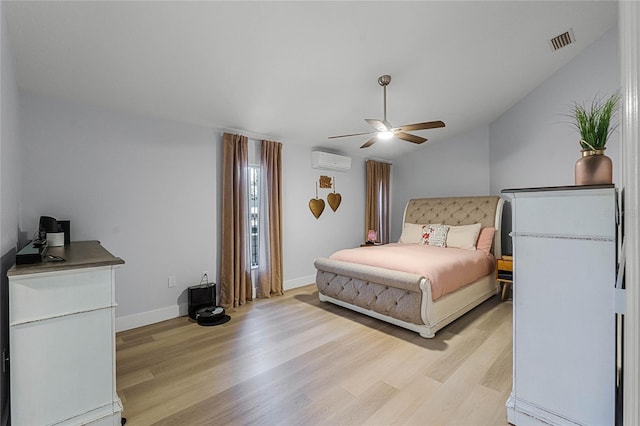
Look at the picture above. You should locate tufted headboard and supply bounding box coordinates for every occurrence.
[402,196,504,257]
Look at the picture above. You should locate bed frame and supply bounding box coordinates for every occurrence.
[314,195,504,338]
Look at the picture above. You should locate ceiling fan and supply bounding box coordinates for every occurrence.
[329,74,445,149]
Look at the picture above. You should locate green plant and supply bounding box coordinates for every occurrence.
[571,93,621,150]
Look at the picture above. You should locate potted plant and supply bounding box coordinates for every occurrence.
[571,92,620,185]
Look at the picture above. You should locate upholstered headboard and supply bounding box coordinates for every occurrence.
[402,196,504,257]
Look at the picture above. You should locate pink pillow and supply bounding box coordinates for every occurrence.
[476,227,496,255]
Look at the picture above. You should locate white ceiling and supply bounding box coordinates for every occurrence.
[5,1,618,160]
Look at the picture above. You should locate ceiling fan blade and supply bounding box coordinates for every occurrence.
[328,131,375,139]
[395,132,427,144]
[365,118,391,132]
[393,120,446,132]
[360,136,377,149]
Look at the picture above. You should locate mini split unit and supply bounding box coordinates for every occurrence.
[311,151,352,171]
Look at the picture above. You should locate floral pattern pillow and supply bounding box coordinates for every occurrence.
[420,224,450,247]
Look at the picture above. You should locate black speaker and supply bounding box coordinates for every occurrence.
[188,283,216,320]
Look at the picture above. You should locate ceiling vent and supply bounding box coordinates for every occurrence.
[550,29,575,51]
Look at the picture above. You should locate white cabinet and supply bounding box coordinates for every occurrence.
[8,241,124,425]
[503,186,617,426]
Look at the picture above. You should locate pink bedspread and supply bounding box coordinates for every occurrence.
[330,243,495,301]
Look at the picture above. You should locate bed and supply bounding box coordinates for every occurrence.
[314,195,504,338]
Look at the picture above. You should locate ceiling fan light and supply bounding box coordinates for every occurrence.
[378,131,393,140]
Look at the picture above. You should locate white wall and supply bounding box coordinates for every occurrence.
[490,27,620,194]
[390,126,491,242]
[1,0,20,257]
[18,93,366,329]
[20,94,218,330]
[388,28,619,247]
[282,144,366,287]
[1,2,20,423]
[489,27,619,253]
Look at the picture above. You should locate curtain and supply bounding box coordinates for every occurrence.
[365,160,391,244]
[220,133,252,308]
[257,140,284,298]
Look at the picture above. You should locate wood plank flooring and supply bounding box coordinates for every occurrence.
[116,285,513,425]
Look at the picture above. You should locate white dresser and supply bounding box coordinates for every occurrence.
[503,185,617,426]
[8,241,124,426]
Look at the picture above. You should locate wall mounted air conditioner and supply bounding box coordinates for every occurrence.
[311,151,352,171]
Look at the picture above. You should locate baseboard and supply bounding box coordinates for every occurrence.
[284,274,315,290]
[115,275,315,332]
[116,303,188,332]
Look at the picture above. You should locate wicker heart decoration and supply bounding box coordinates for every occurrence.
[327,192,342,212]
[309,198,325,219]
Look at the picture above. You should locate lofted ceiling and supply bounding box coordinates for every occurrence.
[5,1,618,160]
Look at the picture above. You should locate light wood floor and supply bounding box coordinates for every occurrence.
[116,285,513,425]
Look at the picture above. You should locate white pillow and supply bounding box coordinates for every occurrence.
[446,223,482,250]
[398,223,439,244]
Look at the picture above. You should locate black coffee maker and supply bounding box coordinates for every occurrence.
[37,216,71,245]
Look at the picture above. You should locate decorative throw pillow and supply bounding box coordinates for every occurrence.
[476,227,496,255]
[420,224,449,247]
[398,223,440,244]
[446,223,482,250]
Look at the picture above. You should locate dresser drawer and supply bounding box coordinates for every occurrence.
[10,309,114,426]
[512,190,615,237]
[10,267,113,325]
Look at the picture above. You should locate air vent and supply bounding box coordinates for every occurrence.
[550,29,575,51]
[311,151,351,171]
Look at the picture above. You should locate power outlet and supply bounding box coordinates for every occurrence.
[201,271,209,283]
[168,276,177,288]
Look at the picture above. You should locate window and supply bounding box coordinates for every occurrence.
[248,165,260,268]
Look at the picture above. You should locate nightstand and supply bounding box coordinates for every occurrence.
[497,255,513,301]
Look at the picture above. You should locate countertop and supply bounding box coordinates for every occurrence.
[8,240,125,276]
[501,184,615,193]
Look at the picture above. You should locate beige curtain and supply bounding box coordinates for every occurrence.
[257,140,284,298]
[365,160,391,244]
[220,133,252,308]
